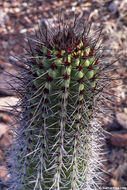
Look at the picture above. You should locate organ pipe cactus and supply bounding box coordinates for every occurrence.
[5,16,115,190]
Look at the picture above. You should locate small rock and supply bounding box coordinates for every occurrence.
[13,8,20,13]
[0,123,12,149]
[0,10,7,25]
[0,97,19,111]
[116,112,127,129]
[0,131,12,149]
[110,178,120,187]
[1,41,8,49]
[0,58,4,73]
[19,28,27,34]
[0,65,19,96]
[0,113,13,124]
[89,9,99,21]
[0,166,8,180]
[108,1,118,13]
[124,107,127,114]
[72,7,76,11]
[0,150,3,162]
[8,40,16,46]
[110,133,127,147]
[0,123,8,138]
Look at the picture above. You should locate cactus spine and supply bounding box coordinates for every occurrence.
[6,16,110,190]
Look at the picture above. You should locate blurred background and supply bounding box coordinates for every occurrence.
[0,0,127,189]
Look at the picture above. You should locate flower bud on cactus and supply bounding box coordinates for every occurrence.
[5,16,116,190]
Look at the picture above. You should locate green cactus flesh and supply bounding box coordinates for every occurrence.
[8,20,105,190]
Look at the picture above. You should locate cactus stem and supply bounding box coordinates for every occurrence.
[4,14,118,190]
